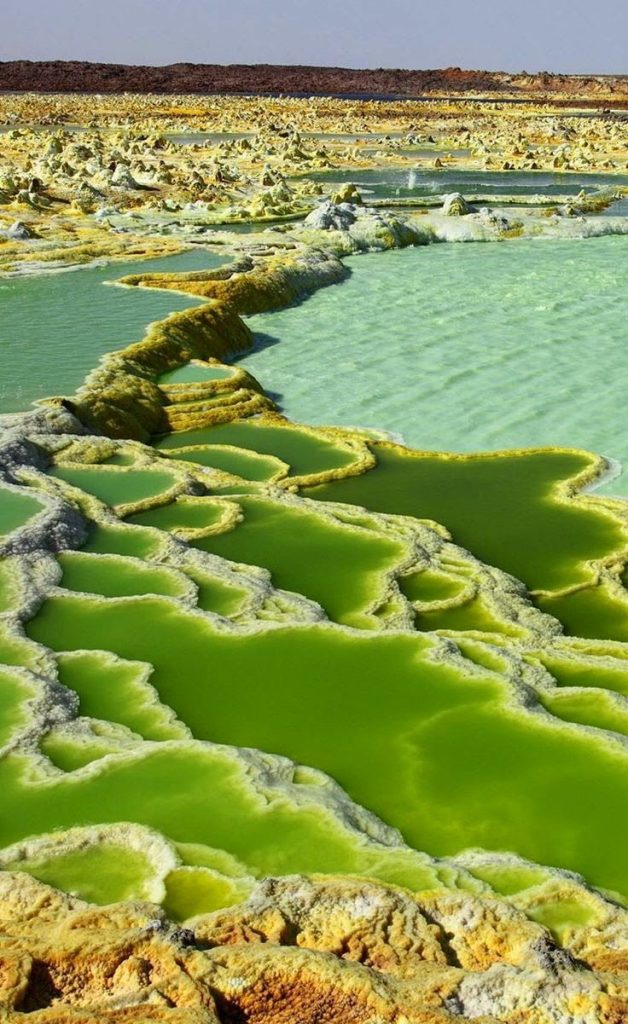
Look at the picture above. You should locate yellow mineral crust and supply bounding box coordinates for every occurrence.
[61,246,349,439]
[0,871,625,1023]
[3,90,628,1024]
[2,91,627,274]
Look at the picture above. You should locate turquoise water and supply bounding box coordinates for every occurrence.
[167,132,255,145]
[159,363,232,384]
[599,197,628,217]
[0,249,222,414]
[307,167,628,200]
[241,236,628,493]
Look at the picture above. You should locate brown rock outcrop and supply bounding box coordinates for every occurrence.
[0,872,625,1024]
[0,62,627,104]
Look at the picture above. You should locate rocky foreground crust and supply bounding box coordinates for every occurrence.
[0,872,625,1023]
[0,62,627,103]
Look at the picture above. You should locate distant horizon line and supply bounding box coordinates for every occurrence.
[0,58,626,78]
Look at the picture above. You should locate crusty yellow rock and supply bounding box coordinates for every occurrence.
[0,872,625,1024]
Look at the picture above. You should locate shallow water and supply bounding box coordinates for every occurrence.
[156,422,359,477]
[307,166,628,200]
[3,188,628,915]
[26,596,628,896]
[0,249,222,413]
[187,494,408,628]
[50,465,179,508]
[159,363,232,384]
[162,443,282,481]
[0,483,44,538]
[240,237,628,493]
[166,132,255,145]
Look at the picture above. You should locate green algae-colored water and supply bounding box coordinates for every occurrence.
[308,446,623,594]
[3,202,628,922]
[306,444,628,640]
[127,497,228,533]
[58,551,190,600]
[0,620,47,671]
[163,444,282,481]
[5,843,160,905]
[25,596,628,896]
[0,560,20,613]
[83,522,164,559]
[241,238,628,493]
[156,422,358,477]
[0,741,447,893]
[0,668,36,749]
[0,482,44,537]
[186,495,408,626]
[535,655,628,696]
[50,465,179,508]
[0,249,223,413]
[56,651,184,741]
[539,689,628,738]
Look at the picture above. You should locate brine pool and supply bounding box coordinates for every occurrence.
[307,165,628,201]
[3,218,628,912]
[0,248,219,414]
[3,231,628,497]
[240,235,628,493]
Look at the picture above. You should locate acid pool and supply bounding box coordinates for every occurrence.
[239,236,628,493]
[0,248,220,413]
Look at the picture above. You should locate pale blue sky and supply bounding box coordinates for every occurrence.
[1,0,626,74]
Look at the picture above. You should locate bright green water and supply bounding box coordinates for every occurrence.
[308,446,628,640]
[40,732,125,773]
[50,465,179,509]
[56,651,184,741]
[163,444,282,481]
[58,551,190,600]
[536,655,628,696]
[417,594,524,636]
[242,238,628,494]
[83,522,164,559]
[0,560,20,613]
[0,669,35,748]
[4,200,628,912]
[528,900,598,938]
[127,497,227,533]
[464,863,549,897]
[0,620,45,670]
[163,866,251,919]
[182,566,251,618]
[5,843,159,904]
[0,483,44,537]
[102,450,140,467]
[189,495,408,627]
[159,363,232,384]
[308,447,624,594]
[0,741,447,893]
[539,689,628,738]
[0,249,224,413]
[155,422,357,478]
[400,569,467,604]
[26,595,628,896]
[538,586,628,642]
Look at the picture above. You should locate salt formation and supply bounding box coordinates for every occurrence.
[0,92,627,1022]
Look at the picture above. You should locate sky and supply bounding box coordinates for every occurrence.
[0,0,626,74]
